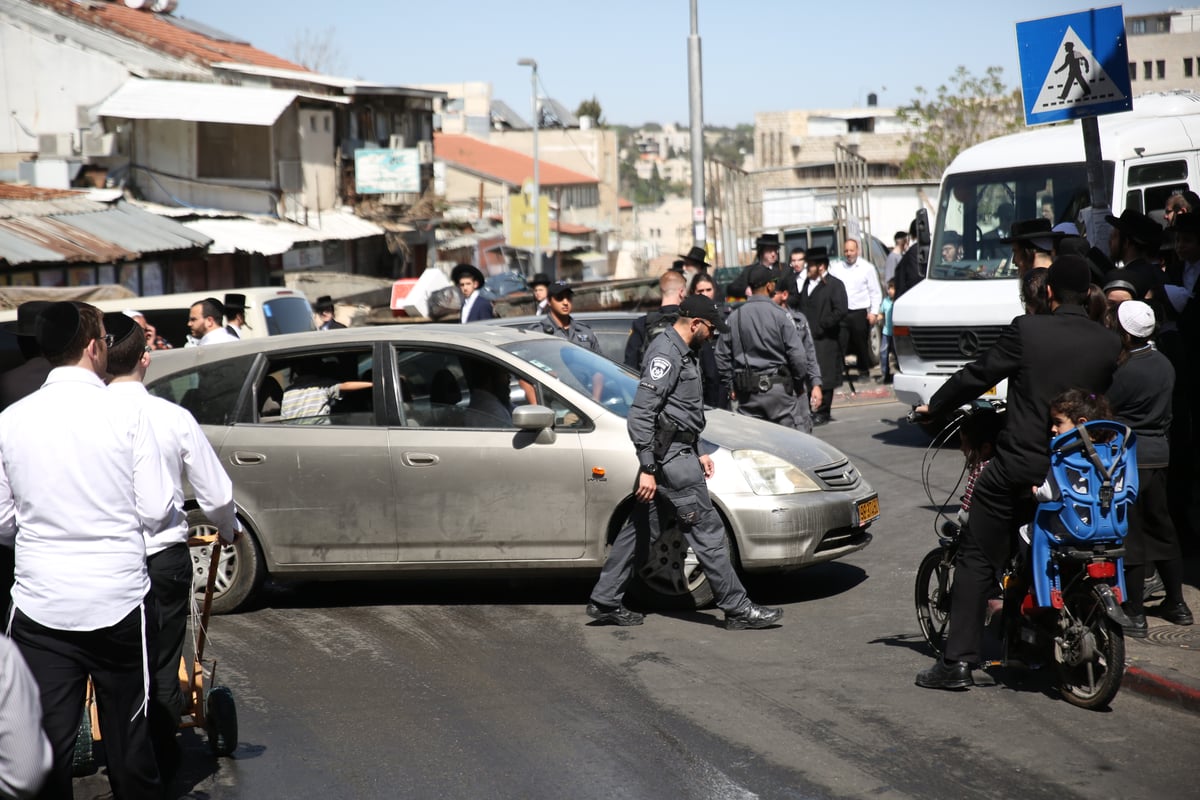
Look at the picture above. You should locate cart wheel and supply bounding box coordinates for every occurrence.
[71,712,96,777]
[205,686,238,757]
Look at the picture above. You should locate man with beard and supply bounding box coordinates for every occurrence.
[587,295,783,631]
[793,247,848,425]
[726,233,782,299]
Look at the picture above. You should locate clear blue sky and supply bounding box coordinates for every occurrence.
[184,0,1170,126]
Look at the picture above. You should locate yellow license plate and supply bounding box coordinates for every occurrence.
[983,385,999,396]
[857,496,880,524]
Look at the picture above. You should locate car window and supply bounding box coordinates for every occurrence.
[263,296,318,336]
[392,347,521,429]
[500,339,637,418]
[146,354,256,426]
[259,348,375,425]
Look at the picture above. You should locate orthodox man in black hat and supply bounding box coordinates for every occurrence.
[726,233,782,299]
[451,263,494,323]
[793,247,848,426]
[224,293,248,338]
[314,296,346,330]
[529,272,552,315]
[0,300,53,414]
[588,294,783,630]
[1,301,177,798]
[678,245,711,283]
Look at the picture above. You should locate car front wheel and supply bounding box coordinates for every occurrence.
[188,509,264,615]
[627,515,723,610]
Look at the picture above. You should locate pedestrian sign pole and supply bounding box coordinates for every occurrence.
[1016,5,1132,253]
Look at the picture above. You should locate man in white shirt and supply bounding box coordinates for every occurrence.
[187,298,238,346]
[827,238,882,381]
[1,301,176,800]
[104,312,242,784]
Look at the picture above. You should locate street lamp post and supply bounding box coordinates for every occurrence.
[517,58,540,275]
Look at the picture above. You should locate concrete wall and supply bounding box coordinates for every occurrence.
[762,182,940,247]
[1127,28,1200,92]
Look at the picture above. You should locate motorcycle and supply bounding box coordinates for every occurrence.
[911,405,1136,710]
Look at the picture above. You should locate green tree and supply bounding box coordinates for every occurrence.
[897,66,1023,179]
[574,96,605,127]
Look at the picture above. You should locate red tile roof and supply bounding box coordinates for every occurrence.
[0,183,82,200]
[434,134,597,188]
[33,0,308,72]
[551,220,594,235]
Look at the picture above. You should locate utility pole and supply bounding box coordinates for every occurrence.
[518,58,540,275]
[687,0,706,250]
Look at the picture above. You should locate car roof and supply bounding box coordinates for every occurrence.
[481,311,641,328]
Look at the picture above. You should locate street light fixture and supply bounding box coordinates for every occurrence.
[517,58,540,275]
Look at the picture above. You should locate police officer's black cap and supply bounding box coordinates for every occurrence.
[806,246,830,263]
[450,263,486,286]
[224,293,247,312]
[13,300,51,337]
[679,295,729,333]
[101,311,141,348]
[35,301,81,357]
[530,272,552,288]
[747,264,779,289]
[548,280,574,298]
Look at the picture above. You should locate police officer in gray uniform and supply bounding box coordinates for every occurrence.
[538,281,602,352]
[715,264,814,430]
[587,295,784,630]
[772,279,823,433]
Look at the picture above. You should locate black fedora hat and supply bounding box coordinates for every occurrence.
[450,263,486,286]
[1000,218,1053,243]
[13,300,52,338]
[314,295,335,313]
[224,293,248,312]
[1105,208,1163,249]
[678,245,711,268]
[754,233,781,249]
[806,245,829,263]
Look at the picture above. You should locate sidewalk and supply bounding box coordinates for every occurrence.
[833,368,1200,715]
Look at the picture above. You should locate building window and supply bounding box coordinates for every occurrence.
[1157,60,1166,79]
[1130,19,1146,34]
[1186,58,1194,78]
[1145,61,1153,80]
[1130,62,1138,80]
[197,123,272,181]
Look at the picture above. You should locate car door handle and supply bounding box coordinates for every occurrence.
[403,452,440,467]
[231,451,266,465]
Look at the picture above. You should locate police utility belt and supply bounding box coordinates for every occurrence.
[734,368,790,395]
[653,415,698,460]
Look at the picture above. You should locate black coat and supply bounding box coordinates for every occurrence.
[794,275,848,389]
[893,246,924,298]
[929,304,1121,485]
[0,357,51,413]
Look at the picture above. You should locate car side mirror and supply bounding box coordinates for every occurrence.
[512,404,555,431]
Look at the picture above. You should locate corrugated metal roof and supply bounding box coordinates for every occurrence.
[211,62,379,90]
[183,210,384,256]
[0,227,64,265]
[54,202,212,254]
[0,197,107,219]
[95,79,345,127]
[0,217,133,264]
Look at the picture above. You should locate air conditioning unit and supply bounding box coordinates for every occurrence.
[82,131,117,158]
[417,140,433,164]
[38,133,75,158]
[278,160,303,193]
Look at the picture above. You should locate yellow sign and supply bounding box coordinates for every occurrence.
[507,192,551,249]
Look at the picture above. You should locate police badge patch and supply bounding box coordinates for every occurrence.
[649,357,672,380]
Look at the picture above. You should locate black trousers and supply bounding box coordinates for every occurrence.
[842,308,873,374]
[147,543,192,777]
[11,604,161,800]
[945,458,1031,665]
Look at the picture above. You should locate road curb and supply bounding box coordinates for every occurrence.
[1124,665,1200,716]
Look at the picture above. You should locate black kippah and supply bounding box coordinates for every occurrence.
[102,311,141,348]
[35,302,81,357]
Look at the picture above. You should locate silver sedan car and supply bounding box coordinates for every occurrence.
[145,325,878,613]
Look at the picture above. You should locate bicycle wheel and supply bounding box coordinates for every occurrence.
[1055,588,1125,710]
[915,546,954,656]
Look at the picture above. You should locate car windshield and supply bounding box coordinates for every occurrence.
[501,339,638,417]
[930,162,1110,281]
[263,296,317,335]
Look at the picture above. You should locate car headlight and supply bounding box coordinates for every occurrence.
[731,449,821,495]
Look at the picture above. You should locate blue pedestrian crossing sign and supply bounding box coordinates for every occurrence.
[1016,5,1132,126]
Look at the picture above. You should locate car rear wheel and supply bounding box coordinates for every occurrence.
[188,509,264,615]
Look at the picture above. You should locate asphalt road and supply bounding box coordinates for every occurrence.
[77,401,1200,800]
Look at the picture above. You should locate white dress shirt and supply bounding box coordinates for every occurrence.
[108,382,241,556]
[460,292,480,323]
[0,367,177,630]
[828,258,883,314]
[0,636,51,798]
[199,327,238,346]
